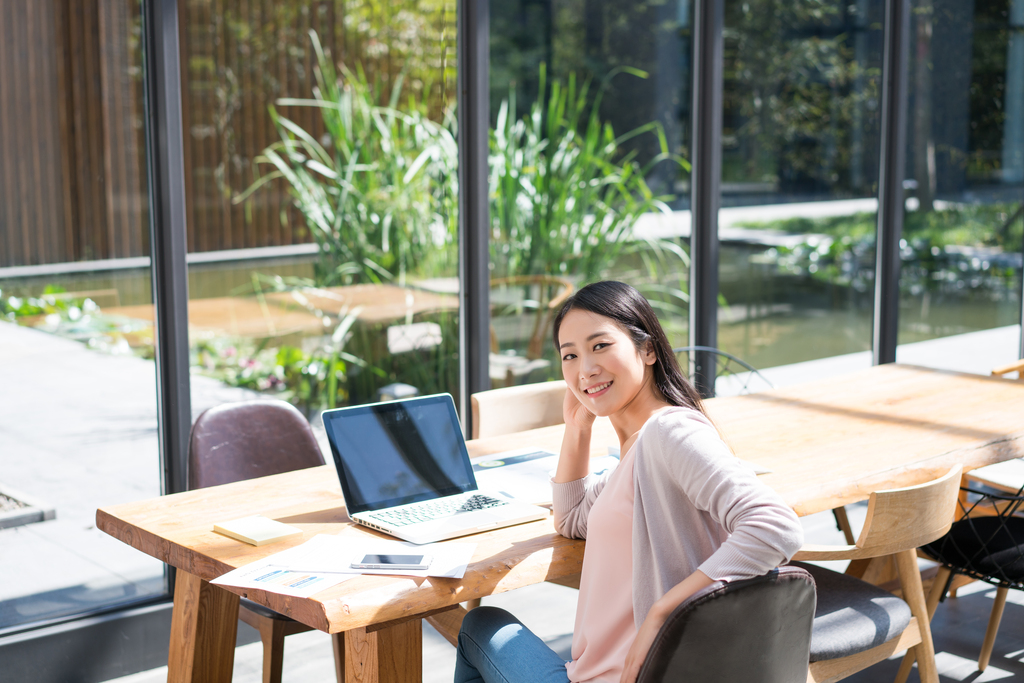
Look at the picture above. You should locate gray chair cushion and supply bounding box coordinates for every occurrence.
[791,561,912,662]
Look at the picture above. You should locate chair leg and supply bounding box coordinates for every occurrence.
[894,566,952,683]
[895,549,939,683]
[833,506,857,545]
[258,619,288,683]
[979,586,1009,671]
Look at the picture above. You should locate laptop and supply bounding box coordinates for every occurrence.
[321,394,549,544]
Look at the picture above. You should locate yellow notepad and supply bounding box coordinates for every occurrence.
[213,515,303,546]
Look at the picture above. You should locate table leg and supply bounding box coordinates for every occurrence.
[167,570,240,683]
[337,618,423,683]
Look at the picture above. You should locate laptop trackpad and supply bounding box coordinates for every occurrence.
[444,509,504,529]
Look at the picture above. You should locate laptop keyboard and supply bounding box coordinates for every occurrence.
[367,494,509,527]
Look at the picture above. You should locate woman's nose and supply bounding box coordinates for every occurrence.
[581,356,599,378]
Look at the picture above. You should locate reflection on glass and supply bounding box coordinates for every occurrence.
[488,0,693,387]
[896,0,1024,373]
[0,0,164,631]
[716,0,884,377]
[179,1,459,429]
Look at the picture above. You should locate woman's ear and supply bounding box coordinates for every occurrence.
[643,340,657,365]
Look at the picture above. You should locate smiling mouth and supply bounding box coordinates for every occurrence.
[585,381,612,395]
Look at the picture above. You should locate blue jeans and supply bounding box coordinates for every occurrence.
[455,606,571,683]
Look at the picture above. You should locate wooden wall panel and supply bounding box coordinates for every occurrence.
[0,0,70,267]
[0,0,147,268]
[0,0,455,268]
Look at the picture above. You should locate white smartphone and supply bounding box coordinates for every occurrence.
[350,553,432,570]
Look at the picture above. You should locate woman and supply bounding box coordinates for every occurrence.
[455,281,803,683]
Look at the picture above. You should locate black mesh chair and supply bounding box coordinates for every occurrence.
[672,345,774,397]
[635,566,816,683]
[912,483,1024,674]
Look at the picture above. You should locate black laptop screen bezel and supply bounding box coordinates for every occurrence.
[321,394,479,515]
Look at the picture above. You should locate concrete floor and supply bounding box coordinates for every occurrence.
[1,318,1023,681]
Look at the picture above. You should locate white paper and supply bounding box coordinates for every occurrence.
[279,536,476,579]
[211,534,477,598]
[211,537,358,598]
[473,448,619,504]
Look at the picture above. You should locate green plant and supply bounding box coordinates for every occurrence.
[488,65,692,364]
[489,64,687,285]
[192,330,381,417]
[0,285,89,322]
[237,31,458,288]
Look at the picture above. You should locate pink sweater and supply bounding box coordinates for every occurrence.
[564,442,638,683]
[552,406,803,631]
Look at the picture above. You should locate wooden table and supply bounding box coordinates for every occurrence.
[104,284,458,338]
[96,364,1024,683]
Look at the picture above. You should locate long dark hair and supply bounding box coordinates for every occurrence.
[552,281,706,415]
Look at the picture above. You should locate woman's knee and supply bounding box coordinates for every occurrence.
[459,606,520,646]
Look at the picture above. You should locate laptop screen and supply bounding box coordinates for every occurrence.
[321,394,478,514]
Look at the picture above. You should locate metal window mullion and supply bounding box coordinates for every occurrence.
[873,0,911,365]
[457,0,491,434]
[689,0,724,397]
[142,0,191,497]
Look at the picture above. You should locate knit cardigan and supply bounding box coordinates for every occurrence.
[552,406,804,629]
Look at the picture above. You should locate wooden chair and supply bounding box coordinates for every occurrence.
[635,566,816,683]
[964,359,1024,493]
[470,380,567,440]
[991,358,1024,381]
[791,464,962,683]
[468,380,575,604]
[188,400,341,683]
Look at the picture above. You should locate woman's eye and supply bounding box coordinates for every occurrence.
[561,353,577,362]
[593,342,609,350]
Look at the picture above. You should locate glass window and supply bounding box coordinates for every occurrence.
[716,0,885,387]
[489,0,694,388]
[178,1,459,450]
[895,0,1024,374]
[0,0,164,632]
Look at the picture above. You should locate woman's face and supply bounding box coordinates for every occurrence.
[558,309,656,418]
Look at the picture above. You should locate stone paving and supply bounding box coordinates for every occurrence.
[1,317,1022,681]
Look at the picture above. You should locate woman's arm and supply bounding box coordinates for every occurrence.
[551,387,605,538]
[620,570,714,683]
[647,411,803,580]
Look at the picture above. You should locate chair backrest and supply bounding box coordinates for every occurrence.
[635,566,816,683]
[187,400,325,490]
[470,380,567,440]
[992,359,1024,381]
[672,346,774,397]
[855,464,963,556]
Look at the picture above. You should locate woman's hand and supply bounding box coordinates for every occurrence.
[620,609,667,683]
[554,386,595,483]
[619,570,714,683]
[563,385,596,432]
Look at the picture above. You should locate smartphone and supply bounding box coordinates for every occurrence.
[350,553,432,570]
